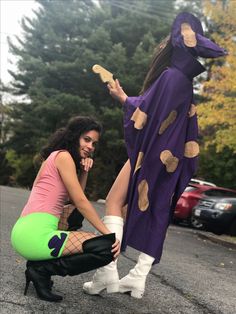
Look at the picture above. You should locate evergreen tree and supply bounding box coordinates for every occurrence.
[4,0,176,195]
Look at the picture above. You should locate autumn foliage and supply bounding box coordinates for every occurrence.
[198,0,236,153]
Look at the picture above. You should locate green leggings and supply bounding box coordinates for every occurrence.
[11,212,69,261]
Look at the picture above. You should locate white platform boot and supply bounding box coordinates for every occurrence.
[119,252,155,299]
[83,215,123,294]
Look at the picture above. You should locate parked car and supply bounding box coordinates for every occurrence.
[192,195,236,236]
[173,182,236,228]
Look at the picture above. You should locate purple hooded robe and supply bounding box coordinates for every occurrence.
[121,13,227,264]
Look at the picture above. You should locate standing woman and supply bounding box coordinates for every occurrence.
[11,116,120,302]
[83,12,227,298]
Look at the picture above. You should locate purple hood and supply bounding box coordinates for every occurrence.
[171,12,227,58]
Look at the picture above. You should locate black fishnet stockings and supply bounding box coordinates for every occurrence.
[62,231,96,256]
[58,204,75,230]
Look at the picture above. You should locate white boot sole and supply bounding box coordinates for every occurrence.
[119,285,144,299]
[83,282,119,295]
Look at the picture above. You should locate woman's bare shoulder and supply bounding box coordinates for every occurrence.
[55,151,74,165]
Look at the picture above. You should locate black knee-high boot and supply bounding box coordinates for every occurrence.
[26,261,54,290]
[32,207,84,290]
[24,233,115,302]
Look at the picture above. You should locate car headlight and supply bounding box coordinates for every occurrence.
[214,203,232,210]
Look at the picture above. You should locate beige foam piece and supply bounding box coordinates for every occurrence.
[184,141,199,158]
[131,107,147,130]
[134,152,144,174]
[189,104,197,117]
[138,179,149,211]
[181,23,197,47]
[159,110,177,135]
[92,64,115,88]
[160,150,179,173]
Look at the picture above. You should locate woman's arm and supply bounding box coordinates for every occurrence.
[55,151,110,235]
[107,79,128,104]
[79,157,94,191]
[78,171,88,191]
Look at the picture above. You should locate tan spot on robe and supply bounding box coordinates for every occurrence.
[184,141,199,158]
[138,180,149,211]
[160,150,179,173]
[159,110,177,135]
[134,152,144,174]
[181,23,197,47]
[188,104,197,117]
[131,108,147,130]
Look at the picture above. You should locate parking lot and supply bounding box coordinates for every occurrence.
[1,185,236,314]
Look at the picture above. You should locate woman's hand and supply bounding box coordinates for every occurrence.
[80,157,94,172]
[107,79,128,105]
[111,238,121,260]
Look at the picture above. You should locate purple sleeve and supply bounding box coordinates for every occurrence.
[123,96,145,127]
[193,34,227,58]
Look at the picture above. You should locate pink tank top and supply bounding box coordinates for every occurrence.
[21,150,68,218]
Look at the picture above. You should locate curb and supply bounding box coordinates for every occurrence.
[196,232,236,250]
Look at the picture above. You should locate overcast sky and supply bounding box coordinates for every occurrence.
[0,0,39,84]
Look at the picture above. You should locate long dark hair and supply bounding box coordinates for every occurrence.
[140,35,173,94]
[40,116,102,170]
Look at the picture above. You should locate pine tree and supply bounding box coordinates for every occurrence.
[5,0,176,195]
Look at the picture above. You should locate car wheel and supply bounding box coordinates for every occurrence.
[229,219,236,236]
[191,216,203,229]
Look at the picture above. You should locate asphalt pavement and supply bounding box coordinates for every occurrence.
[1,186,236,314]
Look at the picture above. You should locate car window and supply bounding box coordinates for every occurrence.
[204,189,236,197]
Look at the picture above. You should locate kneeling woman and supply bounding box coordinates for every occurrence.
[11,116,120,302]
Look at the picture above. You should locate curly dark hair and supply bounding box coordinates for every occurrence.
[40,116,102,170]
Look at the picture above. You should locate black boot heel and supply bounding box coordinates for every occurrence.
[26,261,53,290]
[25,266,63,302]
[24,271,31,295]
